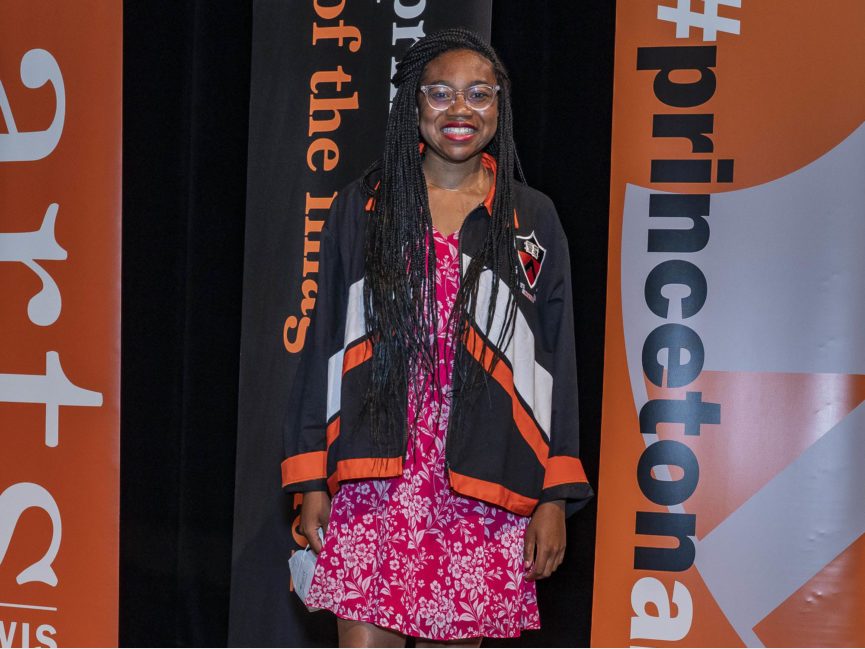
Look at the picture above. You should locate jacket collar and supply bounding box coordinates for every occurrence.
[364,147,497,216]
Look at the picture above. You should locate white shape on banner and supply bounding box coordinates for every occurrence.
[394,0,426,20]
[0,351,103,448]
[630,577,693,642]
[657,0,741,41]
[622,122,865,414]
[0,203,67,326]
[696,401,865,647]
[0,602,57,612]
[0,621,58,648]
[0,483,62,586]
[0,49,65,162]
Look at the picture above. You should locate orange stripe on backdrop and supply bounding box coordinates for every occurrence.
[448,470,537,516]
[543,456,588,489]
[342,338,372,375]
[0,2,121,646]
[464,326,549,466]
[281,451,327,486]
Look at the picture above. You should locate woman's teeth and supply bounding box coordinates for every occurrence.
[442,126,475,135]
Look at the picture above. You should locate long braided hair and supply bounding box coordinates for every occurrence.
[362,28,523,453]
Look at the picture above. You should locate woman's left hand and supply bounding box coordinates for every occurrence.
[523,499,566,581]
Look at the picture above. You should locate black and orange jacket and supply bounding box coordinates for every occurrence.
[282,154,593,517]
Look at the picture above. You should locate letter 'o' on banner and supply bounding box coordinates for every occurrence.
[594,1,865,647]
[0,1,121,647]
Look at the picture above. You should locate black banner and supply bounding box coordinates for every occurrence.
[229,2,492,645]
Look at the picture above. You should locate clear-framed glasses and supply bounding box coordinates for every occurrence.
[418,83,501,111]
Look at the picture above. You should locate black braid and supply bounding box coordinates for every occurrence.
[362,28,523,454]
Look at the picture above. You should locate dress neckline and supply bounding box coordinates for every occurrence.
[431,223,460,241]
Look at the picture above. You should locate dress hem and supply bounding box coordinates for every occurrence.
[312,604,541,641]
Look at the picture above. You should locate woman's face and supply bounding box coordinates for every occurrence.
[417,49,499,166]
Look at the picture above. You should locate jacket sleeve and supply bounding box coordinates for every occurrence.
[281,220,347,494]
[538,217,594,517]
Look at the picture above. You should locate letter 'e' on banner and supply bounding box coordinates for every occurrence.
[0,1,121,647]
[594,1,865,647]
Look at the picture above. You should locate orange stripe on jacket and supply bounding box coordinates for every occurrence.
[543,456,588,490]
[326,417,340,449]
[364,181,380,211]
[343,338,372,375]
[480,152,497,214]
[327,456,404,495]
[464,326,549,466]
[281,451,327,487]
[449,469,537,516]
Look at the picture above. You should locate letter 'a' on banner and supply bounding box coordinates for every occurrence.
[0,1,121,647]
[593,1,865,647]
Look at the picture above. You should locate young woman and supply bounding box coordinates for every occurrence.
[282,28,592,647]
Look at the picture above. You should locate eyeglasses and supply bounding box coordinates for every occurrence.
[418,84,501,111]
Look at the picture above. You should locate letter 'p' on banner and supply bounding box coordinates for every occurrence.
[0,2,121,647]
[593,1,865,647]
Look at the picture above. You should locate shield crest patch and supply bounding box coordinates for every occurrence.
[516,231,546,289]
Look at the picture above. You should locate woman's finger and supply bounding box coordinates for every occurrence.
[300,491,330,553]
[523,527,536,572]
[529,542,552,581]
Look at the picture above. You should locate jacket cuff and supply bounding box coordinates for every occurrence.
[541,455,593,517]
[281,451,327,491]
[540,482,594,517]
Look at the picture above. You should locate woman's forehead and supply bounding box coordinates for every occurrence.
[421,49,496,85]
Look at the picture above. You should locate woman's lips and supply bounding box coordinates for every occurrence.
[441,122,477,141]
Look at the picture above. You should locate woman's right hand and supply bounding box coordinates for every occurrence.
[299,490,331,553]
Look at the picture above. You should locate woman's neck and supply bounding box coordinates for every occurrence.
[422,152,485,191]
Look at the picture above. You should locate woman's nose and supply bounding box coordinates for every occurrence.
[448,91,473,115]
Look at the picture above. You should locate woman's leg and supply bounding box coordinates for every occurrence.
[415,638,482,648]
[337,619,406,648]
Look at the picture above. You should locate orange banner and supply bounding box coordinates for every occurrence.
[594,1,865,646]
[0,1,121,646]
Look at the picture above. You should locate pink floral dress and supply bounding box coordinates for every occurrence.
[304,227,540,640]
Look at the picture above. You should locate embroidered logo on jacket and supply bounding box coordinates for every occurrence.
[516,231,546,289]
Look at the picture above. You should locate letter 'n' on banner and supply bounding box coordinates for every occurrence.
[0,1,122,646]
[594,1,865,647]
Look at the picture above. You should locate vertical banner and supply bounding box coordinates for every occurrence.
[594,1,865,647]
[0,1,121,648]
[230,1,491,645]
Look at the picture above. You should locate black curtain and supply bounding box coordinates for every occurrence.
[120,1,251,645]
[120,1,612,646]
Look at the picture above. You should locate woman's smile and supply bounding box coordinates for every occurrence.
[441,121,479,141]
